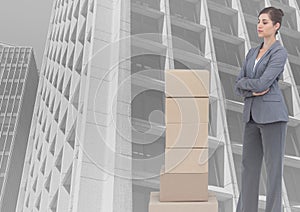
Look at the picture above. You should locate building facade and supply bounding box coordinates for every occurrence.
[0,43,38,212]
[17,0,300,212]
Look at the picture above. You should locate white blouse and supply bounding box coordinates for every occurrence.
[253,58,260,72]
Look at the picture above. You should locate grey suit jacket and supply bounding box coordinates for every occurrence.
[235,40,289,124]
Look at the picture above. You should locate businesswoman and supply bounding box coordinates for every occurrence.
[235,7,288,212]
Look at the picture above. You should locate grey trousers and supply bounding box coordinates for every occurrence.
[236,119,287,212]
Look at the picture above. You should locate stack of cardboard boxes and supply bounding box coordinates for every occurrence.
[149,70,218,212]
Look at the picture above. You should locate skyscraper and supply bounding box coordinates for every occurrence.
[17,0,300,212]
[0,43,38,212]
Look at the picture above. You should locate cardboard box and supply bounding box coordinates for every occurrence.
[166,123,208,148]
[165,148,208,173]
[149,192,218,212]
[160,168,208,201]
[165,70,210,97]
[165,98,209,123]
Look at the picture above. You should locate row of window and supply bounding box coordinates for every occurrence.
[0,98,20,114]
[0,52,31,63]
[132,0,299,34]
[1,68,27,80]
[227,107,300,157]
[0,134,14,149]
[0,155,8,175]
[0,116,16,131]
[0,47,31,54]
[47,23,87,74]
[0,176,4,196]
[0,81,24,98]
[25,145,73,211]
[132,0,201,23]
[52,0,91,26]
[131,12,206,56]
[24,106,76,210]
[132,0,300,59]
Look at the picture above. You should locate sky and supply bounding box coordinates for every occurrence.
[0,0,54,70]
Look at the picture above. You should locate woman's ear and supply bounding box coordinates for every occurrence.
[275,22,281,31]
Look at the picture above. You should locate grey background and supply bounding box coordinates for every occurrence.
[0,0,53,68]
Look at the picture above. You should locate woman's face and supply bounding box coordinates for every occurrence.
[257,13,280,38]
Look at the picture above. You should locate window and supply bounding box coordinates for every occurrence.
[285,125,300,156]
[75,49,83,74]
[10,82,18,95]
[45,172,52,192]
[213,38,244,67]
[226,110,243,145]
[6,99,14,113]
[0,155,8,173]
[208,144,224,187]
[8,69,14,79]
[50,190,58,212]
[240,0,264,17]
[133,184,158,212]
[20,69,27,79]
[218,71,243,102]
[284,166,300,205]
[66,122,76,149]
[272,0,289,5]
[132,0,160,10]
[0,99,8,113]
[209,8,238,36]
[0,176,4,194]
[209,99,218,137]
[281,33,300,57]
[0,83,5,94]
[131,52,165,81]
[290,62,300,94]
[297,0,300,8]
[171,24,205,55]
[131,12,163,43]
[210,0,231,7]
[0,135,5,151]
[173,57,209,70]
[16,83,23,96]
[1,69,9,79]
[55,148,63,171]
[4,137,12,152]
[62,164,72,193]
[169,0,199,23]
[59,110,67,133]
[12,100,20,113]
[282,9,297,31]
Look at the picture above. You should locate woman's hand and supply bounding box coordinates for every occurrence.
[252,88,270,96]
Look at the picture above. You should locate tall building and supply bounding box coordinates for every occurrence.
[0,43,38,212]
[17,0,300,212]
